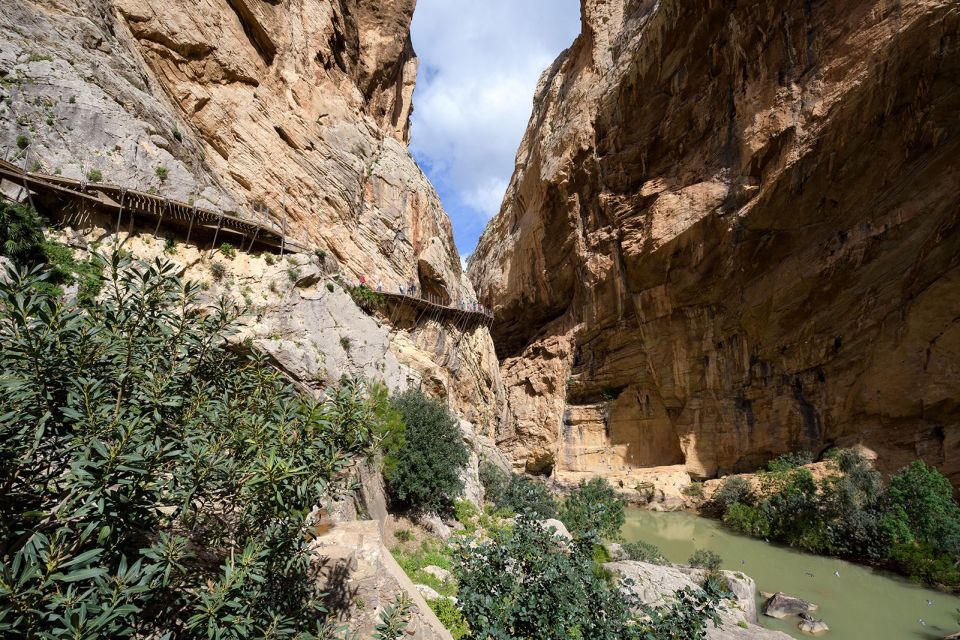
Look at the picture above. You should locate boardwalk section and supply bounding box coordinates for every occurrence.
[0,158,304,253]
[379,290,493,327]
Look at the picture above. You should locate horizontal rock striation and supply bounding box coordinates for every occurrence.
[1,0,506,436]
[470,0,960,481]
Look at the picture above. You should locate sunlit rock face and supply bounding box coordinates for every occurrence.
[1,0,470,301]
[0,0,506,436]
[470,0,960,481]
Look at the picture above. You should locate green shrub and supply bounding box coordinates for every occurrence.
[16,134,29,149]
[683,481,705,498]
[623,540,668,565]
[383,389,468,513]
[315,248,327,262]
[712,476,755,514]
[479,461,509,503]
[219,242,236,259]
[164,237,177,255]
[209,261,226,281]
[884,460,960,557]
[394,528,413,544]
[482,467,556,519]
[326,282,335,292]
[688,549,723,572]
[723,503,772,538]
[86,168,103,182]
[155,165,169,181]
[824,447,868,473]
[264,253,276,266]
[454,517,723,640]
[428,598,469,639]
[0,201,45,264]
[339,335,351,352]
[370,382,406,479]
[0,254,379,638]
[767,450,814,473]
[373,593,413,640]
[171,125,183,142]
[349,284,385,313]
[287,266,301,283]
[38,240,104,307]
[559,477,625,539]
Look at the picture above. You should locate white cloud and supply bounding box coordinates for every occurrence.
[410,0,581,253]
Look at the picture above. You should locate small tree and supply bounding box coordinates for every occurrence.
[559,477,626,539]
[384,389,468,513]
[481,464,556,519]
[712,476,756,514]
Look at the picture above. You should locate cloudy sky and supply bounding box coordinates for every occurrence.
[410,0,581,259]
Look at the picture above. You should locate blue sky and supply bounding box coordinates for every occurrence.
[410,0,582,260]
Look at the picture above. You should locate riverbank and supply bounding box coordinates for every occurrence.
[623,509,960,640]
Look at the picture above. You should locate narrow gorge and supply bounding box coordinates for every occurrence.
[470,0,960,488]
[2,0,960,639]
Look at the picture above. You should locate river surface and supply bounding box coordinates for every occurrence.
[622,509,960,639]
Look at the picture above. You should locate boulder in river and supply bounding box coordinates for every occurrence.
[763,592,818,619]
[798,612,829,635]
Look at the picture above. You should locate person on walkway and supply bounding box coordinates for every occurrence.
[377,281,383,293]
[359,274,366,287]
[399,284,405,295]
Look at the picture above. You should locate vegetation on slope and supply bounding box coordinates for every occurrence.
[0,252,383,638]
[715,450,960,589]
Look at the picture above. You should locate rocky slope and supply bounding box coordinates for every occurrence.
[0,0,505,436]
[470,0,960,482]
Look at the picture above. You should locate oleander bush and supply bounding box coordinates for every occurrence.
[0,253,382,638]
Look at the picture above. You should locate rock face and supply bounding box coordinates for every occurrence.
[311,520,454,640]
[1,0,507,437]
[1,0,469,300]
[470,0,960,482]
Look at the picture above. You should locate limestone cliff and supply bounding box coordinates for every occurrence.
[1,0,505,435]
[470,0,960,482]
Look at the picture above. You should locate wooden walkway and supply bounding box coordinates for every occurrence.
[379,290,493,326]
[0,157,304,253]
[0,155,494,326]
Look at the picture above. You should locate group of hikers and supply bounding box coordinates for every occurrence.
[355,275,490,316]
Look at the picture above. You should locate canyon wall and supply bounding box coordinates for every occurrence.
[470,0,960,482]
[0,0,504,435]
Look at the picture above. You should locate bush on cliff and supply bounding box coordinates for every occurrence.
[559,477,626,539]
[383,389,469,513]
[479,462,556,519]
[454,517,724,640]
[0,254,381,638]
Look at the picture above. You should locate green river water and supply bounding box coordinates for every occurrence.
[622,509,960,639]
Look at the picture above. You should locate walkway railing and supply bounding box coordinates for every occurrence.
[0,156,305,254]
[377,288,493,326]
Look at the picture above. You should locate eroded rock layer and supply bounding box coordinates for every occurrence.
[1,0,505,436]
[470,0,960,481]
[1,0,470,301]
